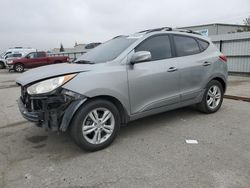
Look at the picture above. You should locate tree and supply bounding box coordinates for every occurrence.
[243,16,250,31]
[59,43,65,52]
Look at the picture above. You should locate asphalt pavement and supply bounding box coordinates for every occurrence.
[0,70,250,188]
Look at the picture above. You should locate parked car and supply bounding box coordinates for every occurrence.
[0,47,36,69]
[0,57,6,69]
[16,27,228,151]
[7,51,69,72]
[1,47,36,59]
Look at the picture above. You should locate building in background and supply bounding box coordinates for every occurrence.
[50,43,87,54]
[179,23,249,36]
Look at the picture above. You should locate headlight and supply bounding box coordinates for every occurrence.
[27,74,76,95]
[7,60,13,64]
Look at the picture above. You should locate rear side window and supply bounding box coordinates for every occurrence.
[37,52,46,57]
[135,35,172,61]
[173,35,200,56]
[197,39,209,51]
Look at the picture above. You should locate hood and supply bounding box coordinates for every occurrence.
[16,63,93,86]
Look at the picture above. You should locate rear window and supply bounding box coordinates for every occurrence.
[197,39,209,51]
[173,35,200,57]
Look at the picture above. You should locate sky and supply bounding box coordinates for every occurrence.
[0,0,249,52]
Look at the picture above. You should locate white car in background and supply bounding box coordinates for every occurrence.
[0,47,36,69]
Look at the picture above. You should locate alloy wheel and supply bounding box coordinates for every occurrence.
[15,64,23,72]
[206,85,221,109]
[82,108,115,145]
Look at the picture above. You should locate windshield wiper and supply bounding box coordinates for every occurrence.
[74,60,95,64]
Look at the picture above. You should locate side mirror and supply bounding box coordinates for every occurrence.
[130,51,151,65]
[26,56,30,59]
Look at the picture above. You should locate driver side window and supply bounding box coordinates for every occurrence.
[135,35,172,61]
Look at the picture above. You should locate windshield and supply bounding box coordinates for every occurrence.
[76,36,136,64]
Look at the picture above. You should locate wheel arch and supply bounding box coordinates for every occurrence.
[60,95,129,132]
[88,95,130,125]
[210,77,226,93]
[15,62,25,67]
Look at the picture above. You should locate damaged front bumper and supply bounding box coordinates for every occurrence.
[18,87,87,131]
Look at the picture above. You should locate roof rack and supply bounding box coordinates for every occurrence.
[172,29,202,35]
[138,27,173,33]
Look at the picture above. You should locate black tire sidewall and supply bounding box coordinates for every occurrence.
[0,62,4,69]
[70,99,121,151]
[202,80,224,113]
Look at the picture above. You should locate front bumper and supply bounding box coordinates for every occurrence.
[17,87,86,131]
[18,98,42,122]
[6,64,14,69]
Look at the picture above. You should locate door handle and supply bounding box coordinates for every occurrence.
[167,67,178,72]
[203,61,211,66]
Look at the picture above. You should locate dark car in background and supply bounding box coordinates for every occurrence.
[7,51,69,72]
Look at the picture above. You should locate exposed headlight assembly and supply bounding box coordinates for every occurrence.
[27,74,76,95]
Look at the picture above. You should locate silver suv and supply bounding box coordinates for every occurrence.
[16,27,228,151]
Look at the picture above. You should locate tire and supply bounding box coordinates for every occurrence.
[0,62,5,69]
[70,99,121,151]
[14,63,24,72]
[197,80,224,114]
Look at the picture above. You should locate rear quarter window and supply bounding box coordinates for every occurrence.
[173,35,200,57]
[37,52,46,57]
[197,39,209,51]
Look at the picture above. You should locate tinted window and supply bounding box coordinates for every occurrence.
[197,39,209,51]
[13,54,22,57]
[37,52,45,57]
[135,35,172,61]
[173,35,200,56]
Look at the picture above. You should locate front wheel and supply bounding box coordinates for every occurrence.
[197,80,224,114]
[14,63,24,72]
[70,99,121,151]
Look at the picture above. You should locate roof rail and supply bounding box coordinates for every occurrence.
[173,29,202,35]
[138,27,173,33]
[112,35,128,39]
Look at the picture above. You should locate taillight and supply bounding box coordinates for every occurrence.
[219,54,227,63]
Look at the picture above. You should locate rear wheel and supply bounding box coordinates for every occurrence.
[197,80,224,113]
[0,62,5,69]
[70,99,121,151]
[14,63,24,72]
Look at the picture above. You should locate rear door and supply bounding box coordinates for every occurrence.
[36,52,48,66]
[128,34,180,114]
[172,34,210,101]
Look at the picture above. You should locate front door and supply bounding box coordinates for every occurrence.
[128,35,180,114]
